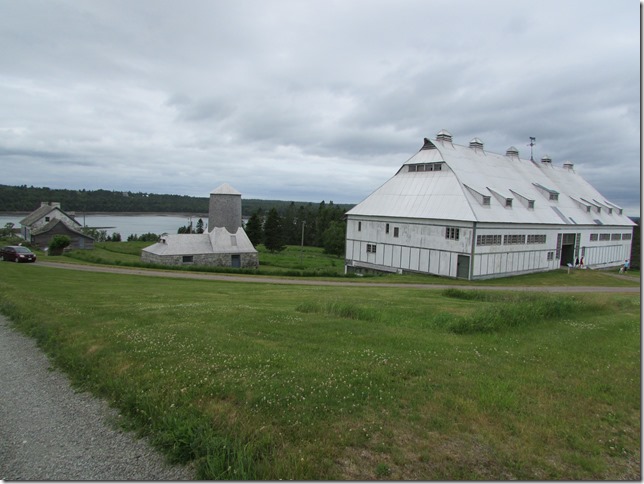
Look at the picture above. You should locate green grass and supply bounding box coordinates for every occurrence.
[0,263,639,479]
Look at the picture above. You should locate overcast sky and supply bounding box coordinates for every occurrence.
[1,0,640,215]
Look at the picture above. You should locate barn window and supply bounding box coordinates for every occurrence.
[599,234,610,241]
[547,252,554,260]
[611,233,622,241]
[358,221,362,231]
[527,234,546,244]
[503,234,526,245]
[393,227,399,237]
[366,243,377,253]
[445,227,460,240]
[182,255,194,263]
[622,233,632,240]
[386,223,390,234]
[476,234,502,246]
[589,233,598,241]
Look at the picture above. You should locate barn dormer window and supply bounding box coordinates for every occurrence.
[533,183,559,201]
[464,185,491,207]
[408,162,444,172]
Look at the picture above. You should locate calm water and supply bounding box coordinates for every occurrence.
[0,213,207,239]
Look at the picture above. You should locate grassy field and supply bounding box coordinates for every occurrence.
[0,262,639,479]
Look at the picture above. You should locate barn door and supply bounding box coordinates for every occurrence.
[231,254,241,267]
[457,255,470,279]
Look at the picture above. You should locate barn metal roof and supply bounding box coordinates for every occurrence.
[142,226,256,256]
[347,133,635,227]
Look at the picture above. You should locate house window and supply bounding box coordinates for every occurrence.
[445,227,460,240]
[482,196,491,206]
[366,243,377,253]
[45,217,50,222]
[549,193,559,201]
[393,227,399,238]
[505,198,513,207]
[386,223,390,234]
[182,255,194,263]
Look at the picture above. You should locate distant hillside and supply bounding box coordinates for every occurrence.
[0,184,354,217]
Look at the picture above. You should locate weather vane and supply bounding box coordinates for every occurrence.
[528,137,536,162]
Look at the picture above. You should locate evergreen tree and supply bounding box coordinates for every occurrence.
[263,208,286,252]
[196,218,204,234]
[322,221,346,256]
[245,211,264,246]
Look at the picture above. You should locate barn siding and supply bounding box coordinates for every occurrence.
[346,217,633,279]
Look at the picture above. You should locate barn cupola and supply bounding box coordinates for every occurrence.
[540,154,552,164]
[563,161,574,170]
[209,183,242,234]
[505,146,519,157]
[469,137,484,150]
[436,129,453,143]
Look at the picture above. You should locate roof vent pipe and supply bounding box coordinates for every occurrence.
[436,129,453,142]
[541,155,552,163]
[469,137,484,150]
[506,146,519,157]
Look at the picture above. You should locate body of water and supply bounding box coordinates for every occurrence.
[0,213,208,239]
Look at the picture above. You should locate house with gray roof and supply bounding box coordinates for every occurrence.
[345,130,634,280]
[141,183,258,268]
[20,202,94,249]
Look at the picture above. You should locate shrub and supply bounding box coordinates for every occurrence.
[48,235,72,255]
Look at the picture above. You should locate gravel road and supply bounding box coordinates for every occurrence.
[0,314,193,481]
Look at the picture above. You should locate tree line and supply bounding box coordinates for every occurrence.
[0,184,353,218]
[245,201,347,256]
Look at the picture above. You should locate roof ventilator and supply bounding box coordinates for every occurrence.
[563,161,574,170]
[541,155,552,163]
[469,138,484,150]
[505,146,519,157]
[436,129,453,143]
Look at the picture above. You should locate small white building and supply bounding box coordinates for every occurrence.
[141,183,258,268]
[345,130,634,280]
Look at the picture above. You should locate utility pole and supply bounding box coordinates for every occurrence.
[300,221,306,264]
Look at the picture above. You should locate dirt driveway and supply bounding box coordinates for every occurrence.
[36,261,640,293]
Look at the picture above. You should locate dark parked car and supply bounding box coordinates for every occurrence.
[0,245,37,263]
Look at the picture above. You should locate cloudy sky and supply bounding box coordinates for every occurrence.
[1,0,640,215]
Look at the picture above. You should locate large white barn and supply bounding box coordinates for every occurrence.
[345,130,634,280]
